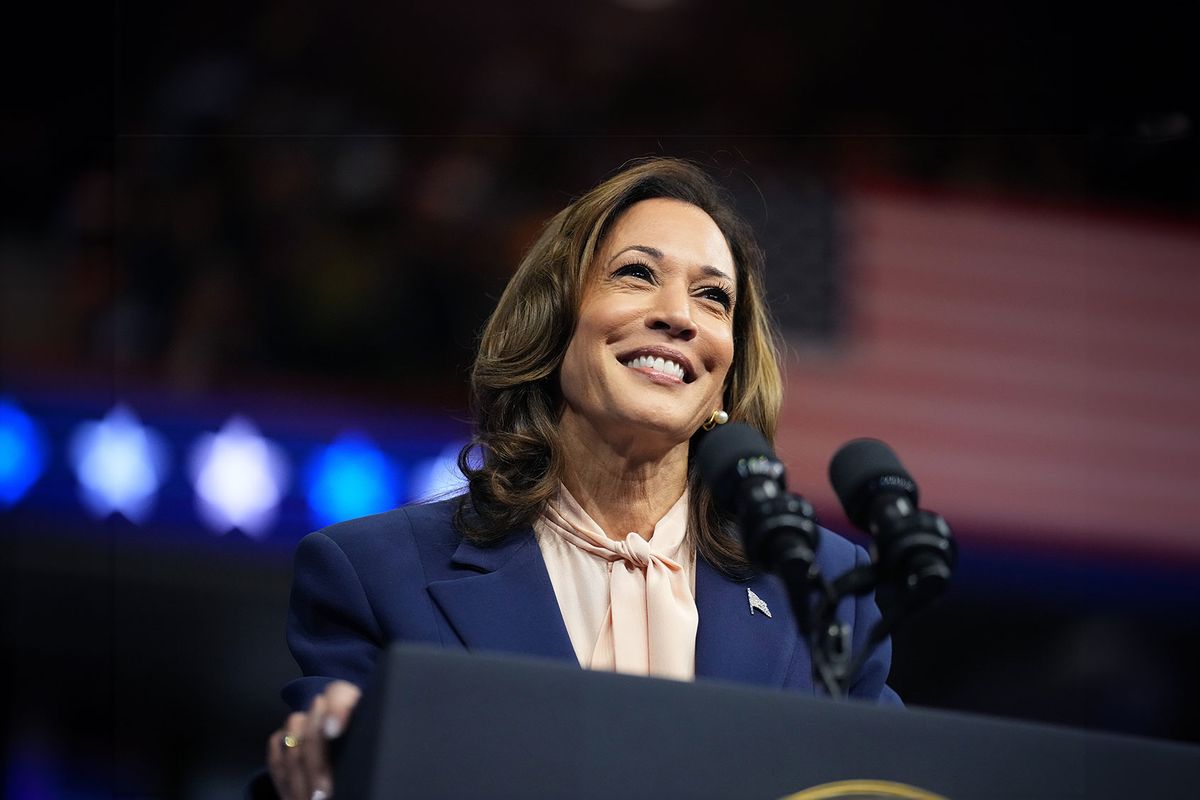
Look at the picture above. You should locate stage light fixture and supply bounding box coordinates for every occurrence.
[305,432,401,528]
[69,405,169,523]
[188,416,289,537]
[0,397,47,507]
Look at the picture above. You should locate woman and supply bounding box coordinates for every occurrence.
[262,158,900,800]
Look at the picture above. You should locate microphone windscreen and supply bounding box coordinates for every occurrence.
[696,422,777,514]
[828,438,918,529]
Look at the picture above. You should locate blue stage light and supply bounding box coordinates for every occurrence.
[0,398,47,507]
[69,405,170,523]
[306,433,401,528]
[188,416,290,538]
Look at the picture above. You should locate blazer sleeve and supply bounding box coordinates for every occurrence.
[281,530,386,711]
[848,542,904,705]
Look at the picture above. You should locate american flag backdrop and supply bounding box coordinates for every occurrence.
[778,184,1200,562]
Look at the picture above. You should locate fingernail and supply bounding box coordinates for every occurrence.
[322,716,342,739]
[312,790,329,800]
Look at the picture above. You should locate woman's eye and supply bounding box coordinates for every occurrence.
[699,286,733,309]
[614,263,654,281]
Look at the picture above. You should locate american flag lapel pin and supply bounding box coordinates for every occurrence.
[747,588,772,618]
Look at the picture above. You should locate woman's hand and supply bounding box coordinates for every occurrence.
[266,680,361,800]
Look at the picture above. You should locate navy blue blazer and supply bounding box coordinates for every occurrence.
[282,496,901,711]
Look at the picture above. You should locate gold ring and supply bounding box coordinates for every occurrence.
[283,733,302,749]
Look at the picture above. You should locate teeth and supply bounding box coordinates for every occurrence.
[623,355,686,381]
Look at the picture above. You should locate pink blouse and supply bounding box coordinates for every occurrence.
[533,483,698,680]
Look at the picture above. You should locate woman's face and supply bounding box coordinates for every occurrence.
[559,198,737,453]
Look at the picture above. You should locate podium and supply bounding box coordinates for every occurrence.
[333,644,1200,799]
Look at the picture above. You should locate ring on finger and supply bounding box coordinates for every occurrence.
[282,733,303,749]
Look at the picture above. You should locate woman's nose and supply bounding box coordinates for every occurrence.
[647,287,697,340]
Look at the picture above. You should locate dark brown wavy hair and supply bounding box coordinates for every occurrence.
[456,157,783,576]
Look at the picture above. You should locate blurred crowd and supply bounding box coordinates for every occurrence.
[5,0,1195,405]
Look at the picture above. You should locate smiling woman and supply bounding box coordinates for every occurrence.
[562,200,736,465]
[460,160,782,577]
[259,159,900,800]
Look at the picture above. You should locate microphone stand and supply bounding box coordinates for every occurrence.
[734,486,883,699]
[806,564,897,700]
[797,507,955,700]
[762,553,859,700]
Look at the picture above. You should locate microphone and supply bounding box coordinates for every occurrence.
[696,423,819,579]
[828,439,955,607]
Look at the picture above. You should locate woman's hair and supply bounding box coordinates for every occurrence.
[456,157,783,576]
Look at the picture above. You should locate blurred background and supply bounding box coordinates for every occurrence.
[3,0,1199,796]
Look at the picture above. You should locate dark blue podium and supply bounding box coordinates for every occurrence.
[333,644,1200,799]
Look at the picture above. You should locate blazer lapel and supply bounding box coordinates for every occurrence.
[427,529,578,665]
[694,558,812,692]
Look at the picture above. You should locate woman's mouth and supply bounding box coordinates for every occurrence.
[623,355,687,382]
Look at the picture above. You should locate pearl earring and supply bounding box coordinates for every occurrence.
[702,409,729,431]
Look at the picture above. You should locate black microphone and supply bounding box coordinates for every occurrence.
[828,439,955,607]
[696,423,819,579]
